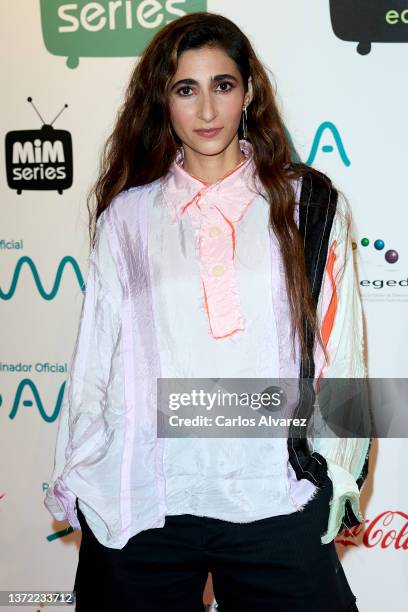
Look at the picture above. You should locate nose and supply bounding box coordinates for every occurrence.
[197,91,217,123]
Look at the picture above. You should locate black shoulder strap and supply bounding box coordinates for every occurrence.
[289,171,367,531]
[298,170,338,379]
[287,169,338,488]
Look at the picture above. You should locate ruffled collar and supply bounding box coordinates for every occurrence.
[160,139,262,224]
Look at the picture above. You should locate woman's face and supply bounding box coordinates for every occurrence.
[168,45,252,156]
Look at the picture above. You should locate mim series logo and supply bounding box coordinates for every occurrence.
[40,0,207,68]
[330,0,408,54]
[5,97,73,194]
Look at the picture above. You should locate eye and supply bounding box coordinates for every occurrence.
[176,86,194,96]
[216,81,235,93]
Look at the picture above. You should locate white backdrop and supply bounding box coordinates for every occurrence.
[1,1,407,610]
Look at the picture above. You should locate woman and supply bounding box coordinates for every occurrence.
[44,11,371,612]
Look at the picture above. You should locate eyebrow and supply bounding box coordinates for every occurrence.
[170,74,239,90]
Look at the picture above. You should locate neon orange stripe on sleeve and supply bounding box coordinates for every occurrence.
[321,241,338,347]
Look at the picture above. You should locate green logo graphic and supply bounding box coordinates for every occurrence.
[40,0,207,68]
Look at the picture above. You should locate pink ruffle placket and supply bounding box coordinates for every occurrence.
[160,140,261,339]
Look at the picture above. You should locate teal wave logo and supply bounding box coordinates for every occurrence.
[306,121,350,166]
[3,379,66,422]
[0,256,85,300]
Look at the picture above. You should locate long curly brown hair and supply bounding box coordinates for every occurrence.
[87,11,334,367]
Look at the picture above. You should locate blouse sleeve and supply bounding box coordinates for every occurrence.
[43,208,123,529]
[310,192,372,543]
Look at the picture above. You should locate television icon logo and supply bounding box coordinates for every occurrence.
[5,97,73,194]
[330,0,408,54]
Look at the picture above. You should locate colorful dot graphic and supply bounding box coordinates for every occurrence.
[360,237,399,264]
[385,250,399,264]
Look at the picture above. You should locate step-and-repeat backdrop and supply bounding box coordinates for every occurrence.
[1,2,407,610]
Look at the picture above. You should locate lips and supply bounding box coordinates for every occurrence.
[194,128,223,138]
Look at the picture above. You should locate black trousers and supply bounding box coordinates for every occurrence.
[73,473,359,612]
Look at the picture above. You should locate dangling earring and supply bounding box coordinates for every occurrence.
[241,106,248,139]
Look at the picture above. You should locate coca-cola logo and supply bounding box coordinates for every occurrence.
[336,511,408,549]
